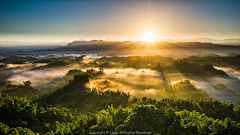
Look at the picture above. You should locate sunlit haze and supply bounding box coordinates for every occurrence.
[143,31,155,42]
[0,0,240,45]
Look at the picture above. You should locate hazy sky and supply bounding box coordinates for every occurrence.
[0,0,240,43]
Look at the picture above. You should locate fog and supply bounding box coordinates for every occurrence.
[215,67,240,80]
[88,68,240,104]
[1,56,240,105]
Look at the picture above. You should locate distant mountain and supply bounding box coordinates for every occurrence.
[0,46,21,53]
[38,41,240,55]
[0,40,66,51]
[5,45,62,51]
[157,38,240,45]
[55,41,240,50]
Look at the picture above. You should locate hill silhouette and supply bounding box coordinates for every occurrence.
[31,41,240,54]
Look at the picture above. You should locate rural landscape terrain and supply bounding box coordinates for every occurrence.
[0,0,240,135]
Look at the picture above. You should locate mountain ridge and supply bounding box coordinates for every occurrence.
[37,41,240,53]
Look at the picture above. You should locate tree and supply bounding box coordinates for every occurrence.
[23,80,32,88]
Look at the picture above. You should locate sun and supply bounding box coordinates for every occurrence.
[143,31,155,42]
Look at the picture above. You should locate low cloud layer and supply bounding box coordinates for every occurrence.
[1,61,240,105]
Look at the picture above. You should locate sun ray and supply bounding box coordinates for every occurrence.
[143,31,155,42]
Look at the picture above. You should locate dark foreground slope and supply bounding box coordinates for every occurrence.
[0,74,240,134]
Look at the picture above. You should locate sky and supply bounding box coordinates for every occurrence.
[0,0,240,44]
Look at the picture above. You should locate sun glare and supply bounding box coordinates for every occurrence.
[143,31,155,42]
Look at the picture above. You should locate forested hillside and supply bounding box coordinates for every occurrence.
[0,73,240,134]
[181,55,240,70]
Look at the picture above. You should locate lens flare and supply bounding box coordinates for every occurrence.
[143,31,155,42]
